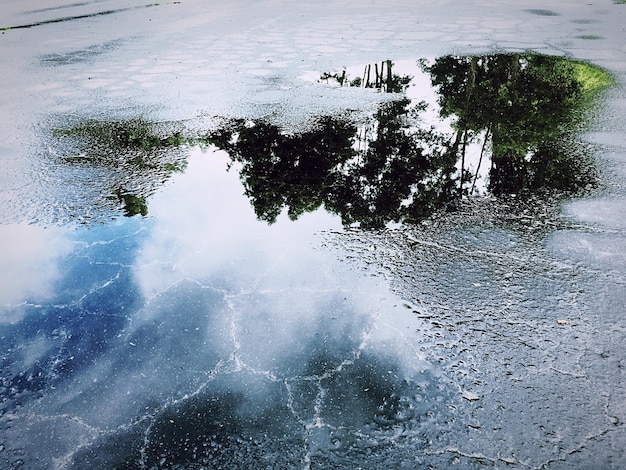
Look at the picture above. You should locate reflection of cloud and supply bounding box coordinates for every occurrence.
[2,147,438,467]
[0,223,71,314]
[133,147,345,297]
[129,146,432,385]
[131,146,430,362]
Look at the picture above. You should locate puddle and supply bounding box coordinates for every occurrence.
[1,3,626,468]
[48,54,612,227]
[0,149,445,468]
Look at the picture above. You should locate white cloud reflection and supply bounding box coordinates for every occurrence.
[0,223,71,315]
[131,145,431,379]
[1,146,433,467]
[133,147,345,297]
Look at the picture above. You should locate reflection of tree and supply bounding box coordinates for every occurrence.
[208,53,606,228]
[327,98,455,227]
[321,60,412,93]
[426,54,590,195]
[206,101,453,229]
[528,138,597,192]
[207,117,358,224]
[52,55,607,225]
[114,189,148,217]
[54,118,188,218]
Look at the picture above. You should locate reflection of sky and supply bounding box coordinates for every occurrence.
[0,146,441,468]
[131,145,433,392]
[0,223,72,313]
[133,147,344,297]
[398,59,490,194]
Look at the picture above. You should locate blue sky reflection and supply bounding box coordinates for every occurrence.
[0,146,438,468]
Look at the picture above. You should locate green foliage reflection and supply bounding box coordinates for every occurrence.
[208,54,610,228]
[206,102,455,229]
[53,54,612,225]
[54,117,188,218]
[426,53,609,195]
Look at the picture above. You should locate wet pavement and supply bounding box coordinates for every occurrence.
[1,0,626,468]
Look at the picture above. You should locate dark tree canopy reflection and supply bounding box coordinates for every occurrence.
[426,54,595,195]
[53,55,610,225]
[207,116,357,224]
[207,54,609,228]
[206,100,453,229]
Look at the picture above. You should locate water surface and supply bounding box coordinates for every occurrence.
[1,1,626,468]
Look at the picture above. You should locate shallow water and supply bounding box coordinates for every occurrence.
[1,0,626,468]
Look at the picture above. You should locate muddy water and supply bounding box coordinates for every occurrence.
[1,0,625,468]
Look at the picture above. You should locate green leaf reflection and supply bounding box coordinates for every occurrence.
[205,100,452,229]
[54,117,189,218]
[207,53,611,228]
